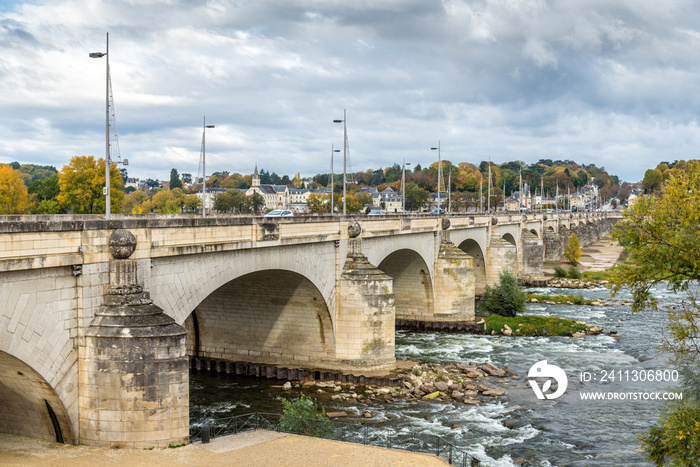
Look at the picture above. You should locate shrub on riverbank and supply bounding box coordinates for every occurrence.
[526,293,593,305]
[480,271,526,317]
[553,265,567,278]
[280,395,331,436]
[567,266,582,279]
[581,270,612,281]
[484,315,590,336]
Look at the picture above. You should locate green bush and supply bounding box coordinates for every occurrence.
[480,271,526,317]
[553,265,568,278]
[279,395,332,437]
[572,294,586,305]
[639,400,700,466]
[567,266,582,279]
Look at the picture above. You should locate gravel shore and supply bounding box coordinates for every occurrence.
[0,431,448,467]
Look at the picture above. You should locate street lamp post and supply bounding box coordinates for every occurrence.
[333,109,347,215]
[202,117,215,218]
[330,145,340,215]
[90,33,112,219]
[402,159,411,212]
[431,141,441,213]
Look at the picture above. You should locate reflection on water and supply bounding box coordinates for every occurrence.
[191,284,679,466]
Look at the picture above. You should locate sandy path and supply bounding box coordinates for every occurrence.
[0,431,449,467]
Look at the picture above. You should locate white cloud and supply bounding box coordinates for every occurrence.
[0,0,699,183]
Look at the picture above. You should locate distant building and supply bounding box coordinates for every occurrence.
[245,165,289,210]
[196,187,227,212]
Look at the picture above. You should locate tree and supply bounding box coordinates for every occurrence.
[247,192,265,213]
[564,233,582,265]
[152,190,184,213]
[0,164,30,214]
[306,193,329,213]
[57,156,125,214]
[405,183,429,211]
[123,190,151,214]
[642,168,663,193]
[35,199,60,214]
[28,174,60,202]
[611,160,700,466]
[183,194,201,212]
[170,168,182,190]
[213,192,234,212]
[480,271,526,317]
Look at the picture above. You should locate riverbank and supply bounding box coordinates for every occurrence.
[0,431,448,467]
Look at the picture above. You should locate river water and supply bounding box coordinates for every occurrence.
[190,284,682,466]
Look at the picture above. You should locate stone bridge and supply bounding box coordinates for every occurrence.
[0,212,618,448]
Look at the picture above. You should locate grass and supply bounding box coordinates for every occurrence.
[484,314,590,336]
[552,267,613,282]
[526,293,594,305]
[581,270,612,281]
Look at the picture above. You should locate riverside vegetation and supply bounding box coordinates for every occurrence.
[480,271,605,337]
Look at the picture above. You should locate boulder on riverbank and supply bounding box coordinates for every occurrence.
[294,360,513,406]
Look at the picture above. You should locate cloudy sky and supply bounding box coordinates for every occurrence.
[1,0,699,183]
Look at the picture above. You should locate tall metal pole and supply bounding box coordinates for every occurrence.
[105,33,111,219]
[480,177,483,212]
[202,116,207,219]
[402,159,410,212]
[487,158,491,212]
[448,169,452,213]
[431,141,441,212]
[202,117,215,218]
[330,145,339,215]
[333,110,348,215]
[519,164,523,210]
[343,109,347,215]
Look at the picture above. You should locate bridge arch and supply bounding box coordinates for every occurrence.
[146,242,337,328]
[502,233,517,248]
[375,249,434,322]
[183,269,335,368]
[457,239,486,295]
[0,351,74,443]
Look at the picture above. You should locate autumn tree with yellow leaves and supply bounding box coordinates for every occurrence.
[57,156,125,214]
[0,164,30,214]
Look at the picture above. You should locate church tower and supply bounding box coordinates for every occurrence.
[252,163,260,187]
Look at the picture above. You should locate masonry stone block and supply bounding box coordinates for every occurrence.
[433,241,475,322]
[518,230,544,278]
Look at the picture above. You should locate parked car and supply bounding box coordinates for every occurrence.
[367,210,386,216]
[430,208,445,214]
[264,209,293,217]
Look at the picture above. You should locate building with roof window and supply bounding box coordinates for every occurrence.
[245,165,289,210]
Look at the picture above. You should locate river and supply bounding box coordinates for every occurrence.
[190,283,681,466]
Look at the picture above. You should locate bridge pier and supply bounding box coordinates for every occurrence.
[80,230,188,448]
[518,228,544,278]
[334,223,396,372]
[543,228,563,262]
[485,219,517,286]
[433,219,475,322]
